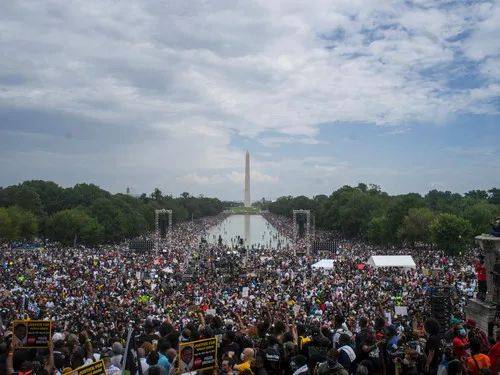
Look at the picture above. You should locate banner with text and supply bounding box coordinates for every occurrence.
[178,337,217,374]
[72,360,106,375]
[12,320,52,348]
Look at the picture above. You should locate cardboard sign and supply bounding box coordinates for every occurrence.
[205,309,216,316]
[384,312,392,326]
[242,287,249,298]
[12,320,52,348]
[395,306,408,316]
[178,337,217,374]
[72,360,106,375]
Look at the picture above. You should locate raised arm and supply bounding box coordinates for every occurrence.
[44,340,54,374]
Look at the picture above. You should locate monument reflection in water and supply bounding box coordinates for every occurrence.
[206,214,289,249]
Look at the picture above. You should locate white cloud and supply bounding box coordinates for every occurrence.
[0,0,499,198]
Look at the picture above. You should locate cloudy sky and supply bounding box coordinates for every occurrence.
[1,1,499,201]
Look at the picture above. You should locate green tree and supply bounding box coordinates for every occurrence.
[0,185,43,214]
[398,207,434,246]
[151,188,163,202]
[46,208,103,246]
[465,190,489,201]
[89,198,127,242]
[7,206,38,241]
[425,190,463,213]
[366,216,391,245]
[431,213,472,255]
[21,180,66,214]
[489,188,500,205]
[0,207,15,241]
[462,202,498,235]
[336,189,384,237]
[64,183,110,207]
[385,193,425,244]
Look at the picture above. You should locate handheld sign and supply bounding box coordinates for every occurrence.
[242,287,249,298]
[12,320,52,348]
[394,306,408,316]
[71,360,106,375]
[178,337,217,374]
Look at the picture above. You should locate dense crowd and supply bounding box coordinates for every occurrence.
[0,212,499,375]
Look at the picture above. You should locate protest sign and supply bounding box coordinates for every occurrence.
[178,337,217,374]
[71,360,106,375]
[384,312,392,325]
[242,287,249,298]
[394,306,408,316]
[205,309,216,316]
[12,320,52,348]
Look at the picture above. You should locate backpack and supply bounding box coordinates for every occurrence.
[472,355,491,375]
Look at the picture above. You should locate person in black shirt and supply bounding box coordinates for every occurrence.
[424,319,442,374]
[262,335,283,375]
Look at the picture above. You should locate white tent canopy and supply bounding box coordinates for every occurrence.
[367,255,416,269]
[312,259,335,270]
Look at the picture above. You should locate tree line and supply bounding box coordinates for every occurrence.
[0,181,225,246]
[262,184,500,255]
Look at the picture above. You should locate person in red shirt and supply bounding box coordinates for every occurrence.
[453,326,470,360]
[475,255,487,300]
[489,329,500,374]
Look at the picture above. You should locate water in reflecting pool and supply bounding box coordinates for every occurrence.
[206,214,289,249]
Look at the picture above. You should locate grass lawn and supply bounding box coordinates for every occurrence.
[229,206,261,214]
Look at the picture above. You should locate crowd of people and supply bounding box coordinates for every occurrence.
[0,212,499,375]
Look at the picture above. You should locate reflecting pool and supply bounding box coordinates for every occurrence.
[206,214,289,249]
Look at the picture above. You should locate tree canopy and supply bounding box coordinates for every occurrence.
[265,185,499,253]
[0,181,225,245]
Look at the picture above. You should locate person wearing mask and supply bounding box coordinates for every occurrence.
[234,348,255,374]
[465,339,491,375]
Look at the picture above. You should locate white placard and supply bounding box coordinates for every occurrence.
[384,311,392,325]
[394,306,408,316]
[206,309,216,316]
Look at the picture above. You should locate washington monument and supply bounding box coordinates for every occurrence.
[244,151,251,207]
